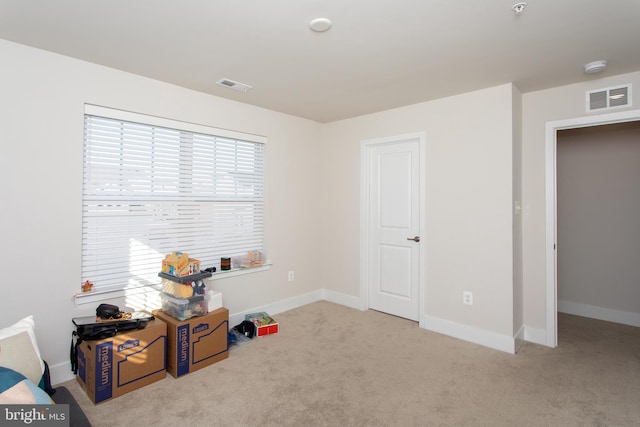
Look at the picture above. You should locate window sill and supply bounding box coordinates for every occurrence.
[73,264,271,306]
[208,264,271,280]
[73,284,160,306]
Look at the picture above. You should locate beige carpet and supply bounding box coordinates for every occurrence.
[60,300,640,426]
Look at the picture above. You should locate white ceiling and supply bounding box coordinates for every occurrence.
[1,1,639,123]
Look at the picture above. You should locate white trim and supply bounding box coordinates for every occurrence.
[523,326,547,346]
[544,121,558,348]
[73,283,159,305]
[359,143,372,313]
[419,134,427,329]
[208,265,272,281]
[424,315,516,354]
[322,289,365,311]
[558,300,640,328]
[514,325,525,353]
[227,289,324,328]
[544,109,640,348]
[359,132,426,326]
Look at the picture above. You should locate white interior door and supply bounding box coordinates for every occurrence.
[364,134,423,321]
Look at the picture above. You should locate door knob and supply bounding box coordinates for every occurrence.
[407,236,420,242]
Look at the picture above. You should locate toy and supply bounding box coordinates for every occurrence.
[81,280,94,293]
[193,280,206,295]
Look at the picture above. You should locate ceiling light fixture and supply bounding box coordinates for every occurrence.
[512,2,527,15]
[309,18,332,32]
[584,60,607,74]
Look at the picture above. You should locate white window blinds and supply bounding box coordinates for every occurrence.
[82,105,266,292]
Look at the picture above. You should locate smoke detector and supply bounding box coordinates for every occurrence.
[584,60,607,74]
[512,2,527,15]
[309,18,332,32]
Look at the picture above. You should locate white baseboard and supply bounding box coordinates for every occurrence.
[514,325,525,353]
[321,288,365,310]
[423,315,516,354]
[523,326,548,347]
[228,289,325,327]
[50,361,78,387]
[558,300,640,328]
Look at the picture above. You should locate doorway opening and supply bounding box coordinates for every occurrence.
[557,121,640,328]
[544,109,640,347]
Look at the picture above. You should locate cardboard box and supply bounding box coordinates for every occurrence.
[75,318,167,404]
[245,312,279,337]
[153,307,229,378]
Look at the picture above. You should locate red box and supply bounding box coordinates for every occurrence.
[256,323,279,337]
[245,312,279,337]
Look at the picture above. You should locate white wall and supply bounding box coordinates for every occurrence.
[521,70,640,337]
[320,84,519,350]
[0,40,324,383]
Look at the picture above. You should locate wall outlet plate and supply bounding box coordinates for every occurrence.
[463,291,473,305]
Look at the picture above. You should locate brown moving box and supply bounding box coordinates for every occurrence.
[75,318,167,404]
[153,307,229,378]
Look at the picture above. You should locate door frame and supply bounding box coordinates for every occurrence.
[544,109,640,347]
[360,132,426,327]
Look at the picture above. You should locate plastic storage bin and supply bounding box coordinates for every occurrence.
[160,292,209,321]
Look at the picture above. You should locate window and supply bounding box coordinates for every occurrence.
[82,105,266,294]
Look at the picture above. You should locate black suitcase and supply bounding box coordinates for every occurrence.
[70,312,154,373]
[72,311,154,340]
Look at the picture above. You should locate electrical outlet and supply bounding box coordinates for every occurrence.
[463,291,473,305]
[288,271,295,282]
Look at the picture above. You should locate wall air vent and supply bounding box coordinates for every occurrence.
[586,84,632,112]
[216,78,252,92]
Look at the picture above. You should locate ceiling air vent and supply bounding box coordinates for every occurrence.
[586,84,632,112]
[216,78,252,92]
